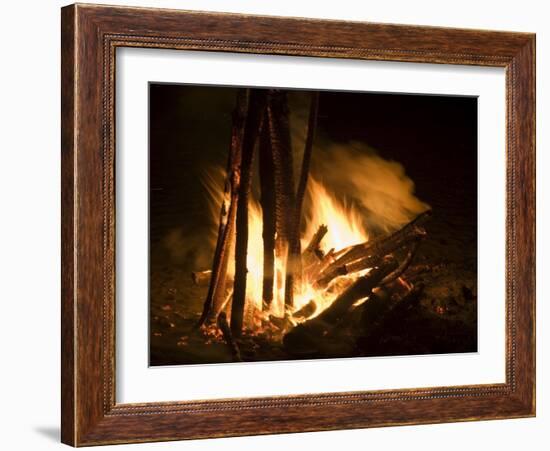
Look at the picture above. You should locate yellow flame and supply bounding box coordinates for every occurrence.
[302,177,368,254]
[203,170,371,328]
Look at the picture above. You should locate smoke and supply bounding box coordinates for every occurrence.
[160,227,214,270]
[160,168,226,269]
[173,91,429,271]
[288,92,429,234]
[312,142,429,233]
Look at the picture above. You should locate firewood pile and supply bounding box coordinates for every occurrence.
[192,87,433,361]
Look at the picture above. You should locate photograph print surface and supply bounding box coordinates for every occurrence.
[148,84,478,366]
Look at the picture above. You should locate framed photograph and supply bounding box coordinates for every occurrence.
[61,3,535,446]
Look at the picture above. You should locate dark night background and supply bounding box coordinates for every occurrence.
[149,83,478,365]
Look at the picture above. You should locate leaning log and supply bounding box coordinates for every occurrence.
[217,312,242,362]
[231,90,268,337]
[315,256,398,324]
[288,92,320,299]
[266,90,296,308]
[314,226,426,289]
[302,224,328,270]
[259,113,277,308]
[381,242,419,286]
[292,299,317,321]
[283,256,398,355]
[325,209,431,271]
[197,89,249,327]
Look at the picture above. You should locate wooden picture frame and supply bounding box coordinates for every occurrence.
[61,3,535,446]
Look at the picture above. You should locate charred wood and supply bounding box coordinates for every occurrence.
[289,93,320,296]
[326,209,431,271]
[259,114,276,308]
[381,242,419,286]
[302,224,328,269]
[315,226,426,289]
[283,256,398,355]
[197,89,249,327]
[231,90,268,337]
[217,312,242,362]
[292,299,317,321]
[316,256,398,325]
[266,90,297,308]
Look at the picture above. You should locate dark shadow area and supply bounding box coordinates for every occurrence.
[34,426,60,442]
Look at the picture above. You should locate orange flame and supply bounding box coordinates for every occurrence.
[203,169,371,329]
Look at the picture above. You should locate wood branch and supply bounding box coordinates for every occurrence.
[327,209,432,270]
[283,256,398,354]
[314,226,426,289]
[304,224,328,255]
[305,247,335,282]
[381,242,419,286]
[288,92,320,296]
[266,90,296,308]
[217,312,242,362]
[191,270,212,287]
[302,224,328,269]
[292,300,317,320]
[316,256,398,324]
[197,89,248,327]
[231,89,268,337]
[294,92,320,233]
[259,114,276,308]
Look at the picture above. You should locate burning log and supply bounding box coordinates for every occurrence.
[304,224,328,255]
[266,90,297,309]
[316,256,398,324]
[259,114,277,308]
[315,225,426,289]
[302,224,328,268]
[292,299,317,321]
[288,93,320,296]
[217,312,242,362]
[269,314,294,333]
[191,270,212,287]
[197,90,249,327]
[326,209,432,271]
[231,90,268,337]
[283,256,398,355]
[381,242,419,286]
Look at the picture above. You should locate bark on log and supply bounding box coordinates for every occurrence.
[259,113,276,308]
[288,93,320,298]
[326,209,431,271]
[283,256,398,354]
[217,312,242,362]
[314,226,426,289]
[305,247,335,282]
[266,90,296,308]
[197,90,249,327]
[315,256,398,324]
[231,90,268,337]
[302,224,328,269]
[292,299,317,320]
[381,242,419,286]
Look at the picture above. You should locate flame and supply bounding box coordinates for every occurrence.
[302,178,368,254]
[203,169,371,329]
